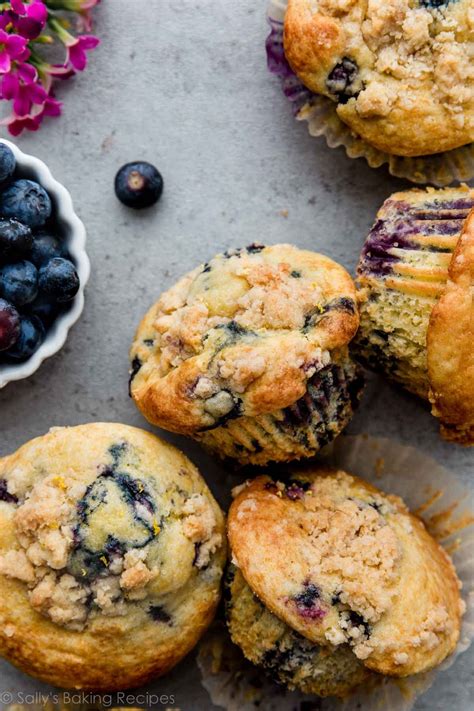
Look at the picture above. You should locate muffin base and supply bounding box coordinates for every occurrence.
[195,354,364,465]
[355,188,474,406]
[225,565,373,698]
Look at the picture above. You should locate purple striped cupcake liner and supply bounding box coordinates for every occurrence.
[266,0,474,186]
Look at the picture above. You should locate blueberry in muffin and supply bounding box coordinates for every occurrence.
[283,0,474,156]
[129,244,364,465]
[228,468,464,680]
[355,186,474,444]
[0,423,226,690]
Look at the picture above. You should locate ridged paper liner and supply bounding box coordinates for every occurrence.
[195,359,364,465]
[266,0,474,186]
[197,434,474,711]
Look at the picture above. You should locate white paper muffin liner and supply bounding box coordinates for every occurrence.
[197,434,474,711]
[266,0,474,186]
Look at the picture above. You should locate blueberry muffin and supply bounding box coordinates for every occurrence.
[130,244,363,465]
[225,565,373,697]
[283,0,474,156]
[355,186,474,444]
[228,468,464,679]
[0,423,226,690]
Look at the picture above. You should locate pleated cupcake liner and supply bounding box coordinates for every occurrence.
[195,358,364,466]
[354,186,474,405]
[197,434,474,711]
[266,0,474,186]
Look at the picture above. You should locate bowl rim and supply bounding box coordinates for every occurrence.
[0,138,90,388]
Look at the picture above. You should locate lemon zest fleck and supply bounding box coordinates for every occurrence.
[52,476,67,490]
[100,556,108,567]
[153,520,161,536]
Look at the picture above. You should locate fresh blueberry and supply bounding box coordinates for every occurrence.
[326,58,360,104]
[0,260,38,307]
[0,298,20,351]
[30,231,67,266]
[0,219,32,262]
[114,161,163,209]
[0,179,52,228]
[0,144,16,185]
[38,257,79,303]
[26,293,60,327]
[5,315,44,360]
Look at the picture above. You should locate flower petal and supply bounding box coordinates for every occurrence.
[16,61,36,82]
[10,0,26,14]
[0,52,11,74]
[8,114,42,136]
[28,1,48,23]
[1,72,18,99]
[78,34,99,49]
[6,33,27,57]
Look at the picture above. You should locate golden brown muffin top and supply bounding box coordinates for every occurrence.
[228,468,463,677]
[0,423,226,690]
[428,209,474,444]
[130,244,358,434]
[283,0,474,156]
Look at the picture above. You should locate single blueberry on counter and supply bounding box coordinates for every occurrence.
[0,260,38,307]
[6,315,44,360]
[115,161,163,209]
[0,179,52,228]
[0,298,20,351]
[30,231,67,266]
[38,257,79,303]
[0,219,33,262]
[0,144,16,185]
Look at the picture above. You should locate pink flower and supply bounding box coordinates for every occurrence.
[0,29,28,73]
[44,1,101,32]
[45,0,99,9]
[1,61,47,116]
[0,0,99,133]
[65,33,99,71]
[9,0,47,40]
[49,16,100,71]
[3,112,41,135]
[1,89,61,135]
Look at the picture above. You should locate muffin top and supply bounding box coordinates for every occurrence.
[0,423,226,689]
[283,0,474,156]
[427,208,474,444]
[228,468,463,676]
[130,244,358,434]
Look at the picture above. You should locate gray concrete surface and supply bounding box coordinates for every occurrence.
[0,1,472,709]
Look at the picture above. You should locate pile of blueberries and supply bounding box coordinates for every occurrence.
[0,144,79,363]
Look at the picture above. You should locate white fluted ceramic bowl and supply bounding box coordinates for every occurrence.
[0,138,90,388]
